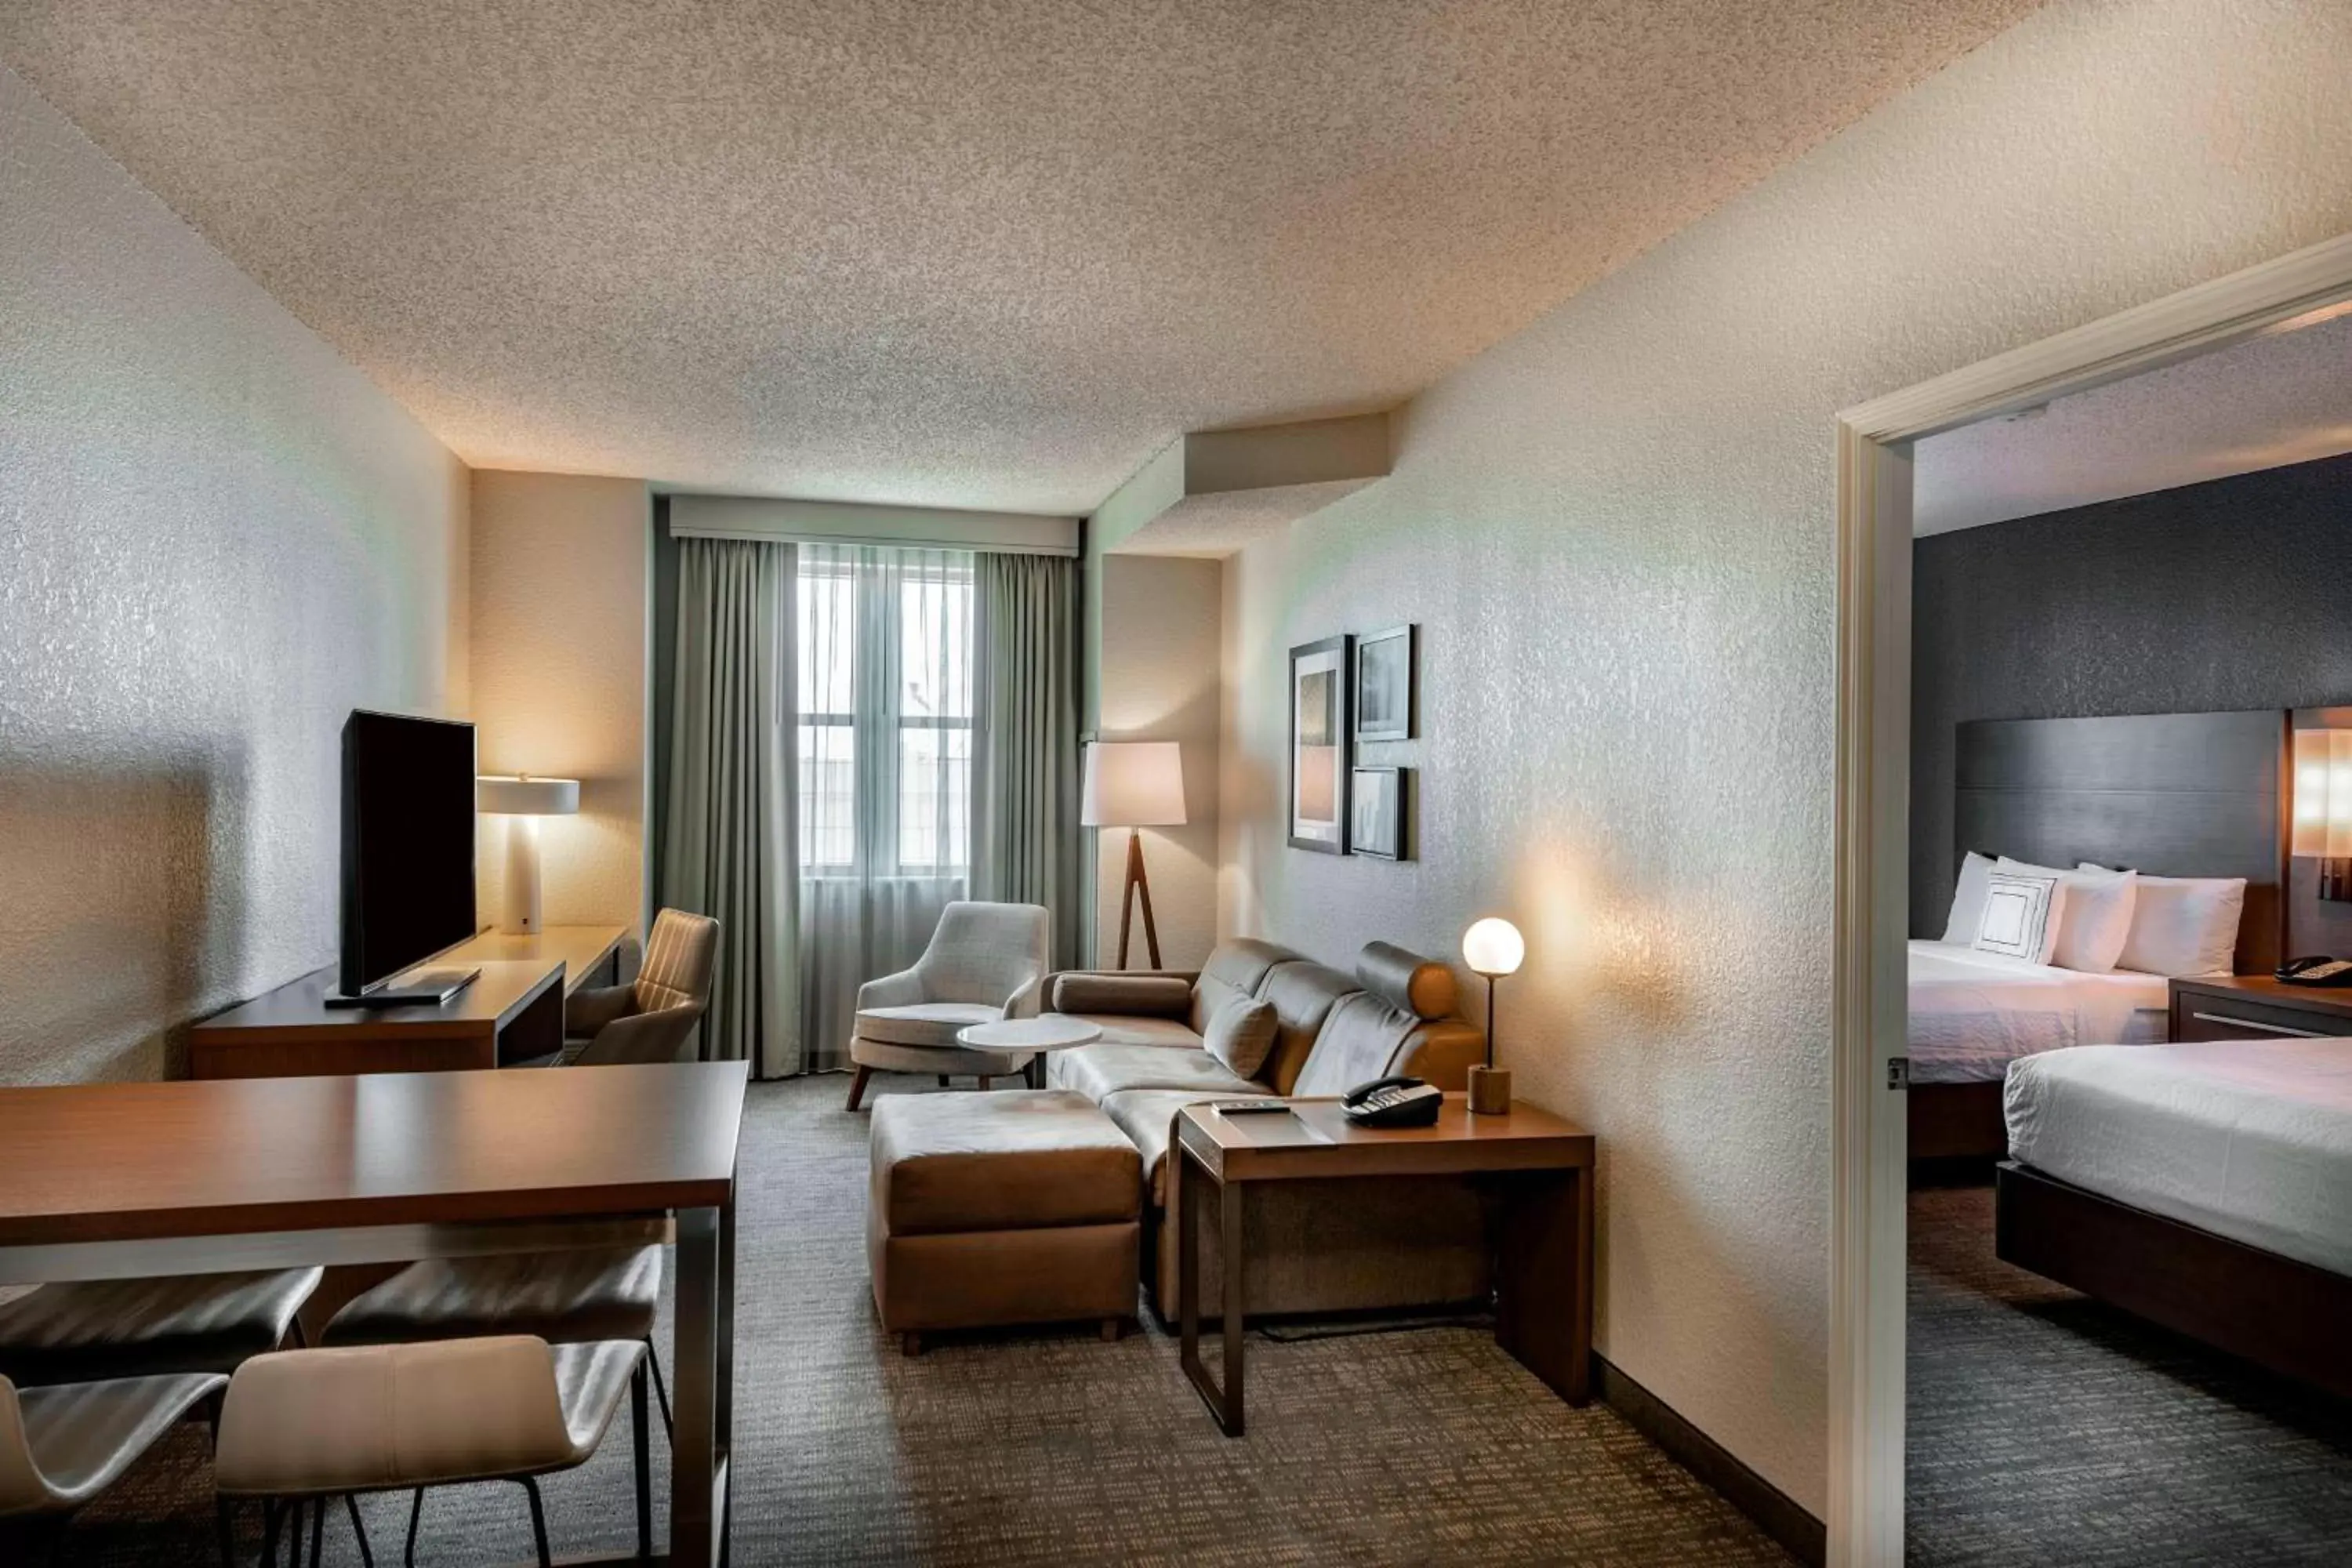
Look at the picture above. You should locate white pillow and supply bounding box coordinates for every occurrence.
[1997,857,2137,972]
[2079,864,2245,978]
[1973,871,2067,964]
[1942,851,1995,945]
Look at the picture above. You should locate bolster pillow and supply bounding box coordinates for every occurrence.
[1050,973,1196,1018]
[1354,942,1458,1021]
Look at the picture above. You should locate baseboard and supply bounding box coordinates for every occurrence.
[1593,1354,1826,1567]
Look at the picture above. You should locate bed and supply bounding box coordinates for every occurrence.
[1997,1038,2352,1399]
[1908,709,2285,1160]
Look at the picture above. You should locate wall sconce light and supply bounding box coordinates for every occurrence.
[1461,915,1525,1115]
[477,773,580,935]
[2292,730,2352,902]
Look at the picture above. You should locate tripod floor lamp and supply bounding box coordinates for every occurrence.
[1083,741,1186,970]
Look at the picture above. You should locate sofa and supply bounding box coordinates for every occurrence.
[1045,938,1490,1319]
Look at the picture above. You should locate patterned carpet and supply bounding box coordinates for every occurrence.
[53,1075,1790,1566]
[1907,1183,2352,1566]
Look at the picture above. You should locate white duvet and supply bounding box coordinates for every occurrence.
[1907,939,2169,1084]
[2005,1039,2352,1278]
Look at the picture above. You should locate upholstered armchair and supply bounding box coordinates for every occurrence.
[845,902,1051,1110]
[564,909,720,1065]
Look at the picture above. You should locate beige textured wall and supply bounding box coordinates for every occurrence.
[1219,0,2352,1513]
[0,63,470,1083]
[469,470,651,932]
[1095,555,1221,970]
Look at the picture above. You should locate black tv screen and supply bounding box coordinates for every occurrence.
[339,710,477,994]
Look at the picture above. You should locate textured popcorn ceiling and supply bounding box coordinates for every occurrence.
[0,0,2042,514]
[1915,305,2352,535]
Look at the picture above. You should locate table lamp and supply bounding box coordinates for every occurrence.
[476,773,580,935]
[1462,916,1525,1115]
[1082,741,1186,968]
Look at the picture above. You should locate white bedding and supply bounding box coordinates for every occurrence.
[1907,939,2169,1083]
[2005,1039,2352,1277]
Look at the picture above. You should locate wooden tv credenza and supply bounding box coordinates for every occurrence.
[187,925,628,1080]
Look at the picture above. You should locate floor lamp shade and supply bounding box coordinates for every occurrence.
[1083,742,1185,970]
[477,774,580,935]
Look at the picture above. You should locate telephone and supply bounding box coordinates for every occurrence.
[1341,1075,1443,1128]
[2275,955,2352,986]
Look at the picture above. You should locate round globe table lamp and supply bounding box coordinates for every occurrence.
[1462,916,1525,1115]
[1082,741,1186,969]
[477,774,579,935]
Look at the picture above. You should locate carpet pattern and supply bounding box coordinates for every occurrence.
[1907,1183,2352,1566]
[49,1076,1789,1566]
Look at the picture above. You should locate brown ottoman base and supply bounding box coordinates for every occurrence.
[871,1221,1141,1347]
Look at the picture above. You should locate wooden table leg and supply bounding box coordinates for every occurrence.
[1175,1144,1247,1436]
[1494,1166,1592,1404]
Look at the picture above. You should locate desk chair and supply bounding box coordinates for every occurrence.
[0,1271,321,1388]
[0,1370,227,1555]
[215,1336,649,1568]
[564,909,719,1065]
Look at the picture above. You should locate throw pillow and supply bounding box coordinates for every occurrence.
[1996,856,2137,972]
[1203,996,1279,1080]
[1971,872,2067,964]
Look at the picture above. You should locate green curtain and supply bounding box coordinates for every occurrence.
[971,551,1082,968]
[660,537,801,1076]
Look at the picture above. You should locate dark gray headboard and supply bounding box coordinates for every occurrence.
[1954,710,2286,974]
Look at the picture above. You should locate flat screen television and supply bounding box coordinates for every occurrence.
[339,710,477,996]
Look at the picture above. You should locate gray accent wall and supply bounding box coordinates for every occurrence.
[1911,451,2352,938]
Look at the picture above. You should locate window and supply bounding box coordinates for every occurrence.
[794,546,973,878]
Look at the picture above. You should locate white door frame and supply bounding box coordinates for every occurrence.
[1827,230,2352,1568]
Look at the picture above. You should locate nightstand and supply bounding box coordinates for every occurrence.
[2169,975,2352,1041]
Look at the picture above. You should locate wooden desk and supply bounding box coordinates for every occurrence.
[0,1062,743,1568]
[1174,1094,1595,1436]
[189,924,628,1080]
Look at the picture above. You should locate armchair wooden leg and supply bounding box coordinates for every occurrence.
[977,1075,992,1091]
[844,1064,873,1112]
[937,1075,950,1087]
[901,1331,922,1356]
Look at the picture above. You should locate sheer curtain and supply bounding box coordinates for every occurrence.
[796,544,974,1065]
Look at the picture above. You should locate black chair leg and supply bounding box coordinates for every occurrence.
[521,1477,554,1568]
[260,1499,284,1568]
[632,1362,653,1561]
[404,1488,424,1568]
[346,1494,375,1568]
[216,1498,238,1568]
[307,1495,323,1568]
[644,1337,673,1437]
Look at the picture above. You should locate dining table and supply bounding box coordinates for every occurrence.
[0,1059,746,1566]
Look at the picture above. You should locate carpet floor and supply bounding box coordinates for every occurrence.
[51,1075,1791,1566]
[1907,1183,2352,1566]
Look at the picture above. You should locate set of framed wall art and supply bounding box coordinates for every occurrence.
[1287,623,1415,860]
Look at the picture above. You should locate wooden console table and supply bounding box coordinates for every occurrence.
[188,924,628,1080]
[1175,1094,1595,1436]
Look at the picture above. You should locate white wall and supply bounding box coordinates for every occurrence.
[1094,555,1221,968]
[1218,0,2352,1514]
[0,63,470,1083]
[470,470,651,933]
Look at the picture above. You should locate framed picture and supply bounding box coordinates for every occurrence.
[1288,634,1352,853]
[1355,623,1415,742]
[1350,766,1407,859]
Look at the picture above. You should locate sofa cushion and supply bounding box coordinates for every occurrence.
[1291,991,1421,1097]
[1256,960,1360,1094]
[1203,996,1279,1079]
[855,1001,1002,1047]
[1355,942,1458,1020]
[1097,1089,1235,1208]
[1188,939,1299,1034]
[869,1090,1139,1234]
[1051,1043,1264,1102]
[1050,973,1194,1018]
[1058,1013,1202,1051]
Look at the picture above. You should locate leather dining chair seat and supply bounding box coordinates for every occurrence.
[0,1269,321,1388]
[0,1370,227,1520]
[324,1246,660,1349]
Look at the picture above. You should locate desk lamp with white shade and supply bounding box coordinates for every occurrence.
[1083,741,1186,969]
[476,774,579,935]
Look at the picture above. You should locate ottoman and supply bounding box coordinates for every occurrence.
[868,1090,1142,1353]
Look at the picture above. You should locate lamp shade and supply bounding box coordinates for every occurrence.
[1462,916,1526,978]
[2293,729,2352,857]
[1081,742,1186,828]
[476,774,580,816]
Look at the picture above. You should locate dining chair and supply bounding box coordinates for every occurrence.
[0,1270,321,1388]
[0,1369,228,1559]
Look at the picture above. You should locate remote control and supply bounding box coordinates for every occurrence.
[1211,1100,1292,1116]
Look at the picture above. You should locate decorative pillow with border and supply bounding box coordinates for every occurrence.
[1972,872,2067,964]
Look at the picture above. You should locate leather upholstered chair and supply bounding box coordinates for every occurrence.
[0,1270,321,1392]
[844,902,1051,1112]
[564,909,720,1065]
[214,1335,651,1568]
[0,1369,228,1542]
